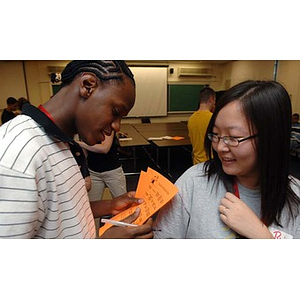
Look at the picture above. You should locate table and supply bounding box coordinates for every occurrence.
[133,122,188,132]
[132,123,191,177]
[118,124,150,174]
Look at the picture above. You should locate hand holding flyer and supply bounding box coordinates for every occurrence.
[99,167,178,236]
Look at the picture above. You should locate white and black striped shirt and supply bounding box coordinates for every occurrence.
[0,105,96,238]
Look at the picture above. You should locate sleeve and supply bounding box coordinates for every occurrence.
[0,165,42,238]
[153,164,206,239]
[153,178,191,239]
[293,223,300,239]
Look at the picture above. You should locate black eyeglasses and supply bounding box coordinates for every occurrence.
[207,133,258,147]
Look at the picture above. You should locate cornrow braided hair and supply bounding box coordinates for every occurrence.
[60,60,135,87]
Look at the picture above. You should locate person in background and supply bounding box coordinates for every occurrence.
[292,113,300,127]
[291,113,300,149]
[1,97,19,125]
[187,87,216,164]
[18,97,30,111]
[78,132,127,200]
[0,60,153,239]
[78,132,127,237]
[154,80,300,239]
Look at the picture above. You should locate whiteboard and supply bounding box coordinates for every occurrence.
[127,67,167,117]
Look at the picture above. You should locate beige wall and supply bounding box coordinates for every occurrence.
[221,60,275,89]
[1,60,299,121]
[276,60,300,114]
[219,60,300,114]
[0,61,27,106]
[24,60,70,107]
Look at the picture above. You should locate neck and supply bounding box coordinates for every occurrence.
[43,89,77,138]
[198,103,211,112]
[236,176,260,190]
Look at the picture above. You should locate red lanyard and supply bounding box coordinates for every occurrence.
[233,180,240,198]
[38,105,56,123]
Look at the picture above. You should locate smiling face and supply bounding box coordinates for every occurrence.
[76,77,135,145]
[212,100,259,188]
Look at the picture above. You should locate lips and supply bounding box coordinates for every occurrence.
[221,157,236,163]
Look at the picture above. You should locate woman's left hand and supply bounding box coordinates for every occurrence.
[219,192,273,239]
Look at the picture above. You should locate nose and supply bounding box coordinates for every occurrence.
[215,138,230,153]
[111,118,121,133]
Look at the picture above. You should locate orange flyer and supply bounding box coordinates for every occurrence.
[99,167,178,236]
[172,136,185,140]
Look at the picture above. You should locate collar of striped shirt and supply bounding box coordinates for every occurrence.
[22,103,89,179]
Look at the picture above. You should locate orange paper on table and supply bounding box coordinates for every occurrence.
[172,136,185,140]
[99,167,178,236]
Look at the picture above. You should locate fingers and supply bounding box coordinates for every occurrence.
[121,207,141,224]
[110,192,144,215]
[114,191,137,201]
[127,191,145,204]
[101,225,153,239]
[103,217,154,239]
[218,203,230,227]
[143,218,154,227]
[134,219,154,239]
[219,198,231,213]
[124,191,142,203]
[219,192,240,210]
[224,192,238,202]
[218,193,236,218]
[126,191,136,198]
[120,191,144,205]
[218,204,228,216]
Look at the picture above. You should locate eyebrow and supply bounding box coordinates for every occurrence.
[213,124,250,135]
[213,124,245,131]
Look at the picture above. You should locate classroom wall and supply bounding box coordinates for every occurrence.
[1,60,299,122]
[167,61,223,89]
[276,60,300,114]
[124,60,226,123]
[219,60,300,114]
[220,60,275,89]
[0,61,27,105]
[24,60,70,107]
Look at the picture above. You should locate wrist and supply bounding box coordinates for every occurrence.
[90,199,113,218]
[249,223,274,239]
[100,199,114,215]
[261,223,274,239]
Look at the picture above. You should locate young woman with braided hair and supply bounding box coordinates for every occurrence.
[0,60,153,239]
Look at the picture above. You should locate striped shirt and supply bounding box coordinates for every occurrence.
[0,104,96,238]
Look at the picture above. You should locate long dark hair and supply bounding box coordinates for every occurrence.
[204,80,300,226]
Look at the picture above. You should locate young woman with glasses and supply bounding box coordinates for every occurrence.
[153,80,300,239]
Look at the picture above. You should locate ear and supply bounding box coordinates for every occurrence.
[79,72,98,99]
